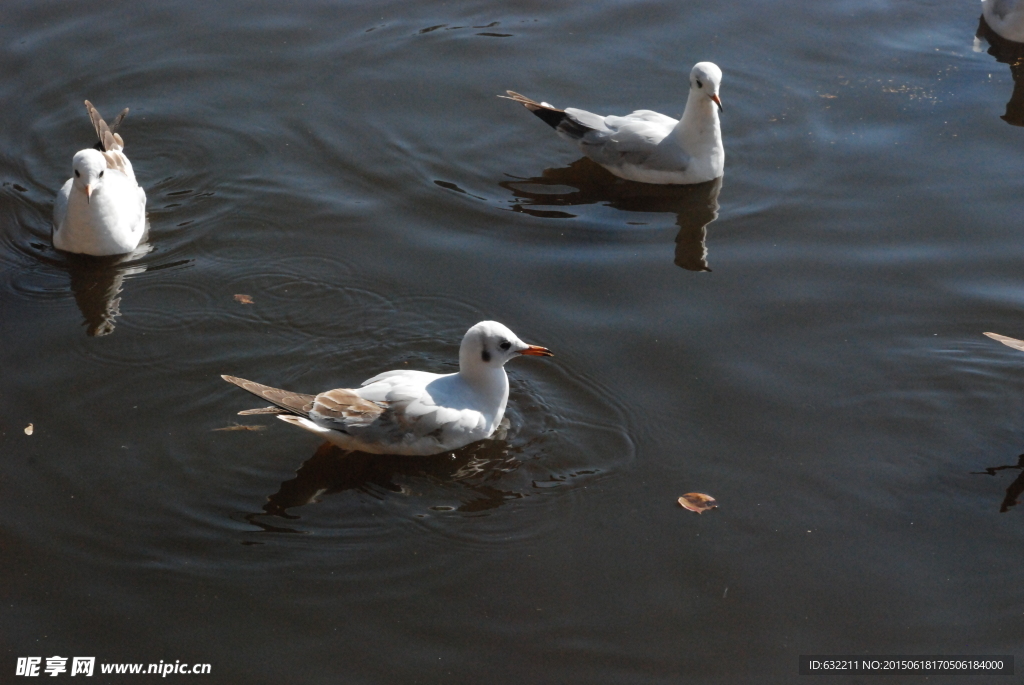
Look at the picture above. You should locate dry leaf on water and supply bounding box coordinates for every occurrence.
[24,423,34,436]
[212,423,265,432]
[234,294,254,305]
[678,492,717,514]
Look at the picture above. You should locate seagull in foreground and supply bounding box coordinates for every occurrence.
[502,62,724,185]
[983,0,1024,42]
[53,100,147,256]
[221,321,554,456]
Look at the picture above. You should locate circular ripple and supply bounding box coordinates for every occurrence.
[228,342,636,549]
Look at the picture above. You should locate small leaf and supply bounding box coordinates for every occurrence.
[678,492,717,514]
[234,294,254,304]
[24,423,33,435]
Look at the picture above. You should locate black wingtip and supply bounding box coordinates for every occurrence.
[530,107,568,130]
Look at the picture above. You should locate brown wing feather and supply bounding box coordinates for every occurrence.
[221,375,316,417]
[312,388,386,427]
[107,107,129,133]
[84,100,129,152]
[237,406,288,416]
[984,332,1024,353]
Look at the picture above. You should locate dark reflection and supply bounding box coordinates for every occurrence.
[32,233,191,336]
[976,16,1024,126]
[972,453,1024,512]
[500,158,722,272]
[244,423,524,532]
[63,250,148,337]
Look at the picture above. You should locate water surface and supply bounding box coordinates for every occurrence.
[3,1,1024,682]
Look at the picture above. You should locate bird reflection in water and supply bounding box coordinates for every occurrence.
[62,247,149,336]
[972,453,1024,512]
[976,16,1024,127]
[244,420,525,533]
[499,158,721,272]
[38,231,190,336]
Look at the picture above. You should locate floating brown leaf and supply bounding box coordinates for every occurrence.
[678,492,717,514]
[234,294,254,305]
[212,423,265,432]
[24,423,33,436]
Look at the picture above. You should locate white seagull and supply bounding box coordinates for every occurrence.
[221,321,554,456]
[53,100,147,256]
[983,0,1024,42]
[503,62,724,185]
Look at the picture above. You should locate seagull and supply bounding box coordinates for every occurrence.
[53,100,147,256]
[221,321,554,456]
[502,62,724,185]
[983,0,1024,42]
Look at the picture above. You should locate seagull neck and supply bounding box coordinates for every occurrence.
[674,91,721,148]
[458,362,509,392]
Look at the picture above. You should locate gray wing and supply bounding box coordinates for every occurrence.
[309,388,388,430]
[309,386,437,448]
[316,373,483,450]
[53,178,72,233]
[576,110,681,169]
[563,107,614,133]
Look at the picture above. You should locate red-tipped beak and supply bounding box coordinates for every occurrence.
[520,344,553,357]
[710,94,723,112]
[85,184,92,204]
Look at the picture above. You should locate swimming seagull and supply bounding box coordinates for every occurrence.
[983,0,1024,42]
[53,100,147,256]
[502,62,724,185]
[221,321,554,456]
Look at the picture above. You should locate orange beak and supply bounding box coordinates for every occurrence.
[710,94,723,112]
[520,344,553,357]
[85,184,92,204]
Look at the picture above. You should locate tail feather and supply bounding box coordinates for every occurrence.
[500,90,595,139]
[500,90,571,130]
[221,375,316,418]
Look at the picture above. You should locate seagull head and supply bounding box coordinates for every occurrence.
[690,62,723,112]
[71,149,108,204]
[459,321,553,374]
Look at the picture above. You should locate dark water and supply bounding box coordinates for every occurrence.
[3,1,1024,682]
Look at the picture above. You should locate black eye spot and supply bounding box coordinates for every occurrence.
[499,340,511,351]
[99,170,104,178]
[75,170,80,178]
[696,79,703,89]
[481,349,491,363]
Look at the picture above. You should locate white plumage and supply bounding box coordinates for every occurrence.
[53,101,147,256]
[983,0,1024,42]
[504,62,725,185]
[221,321,554,456]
